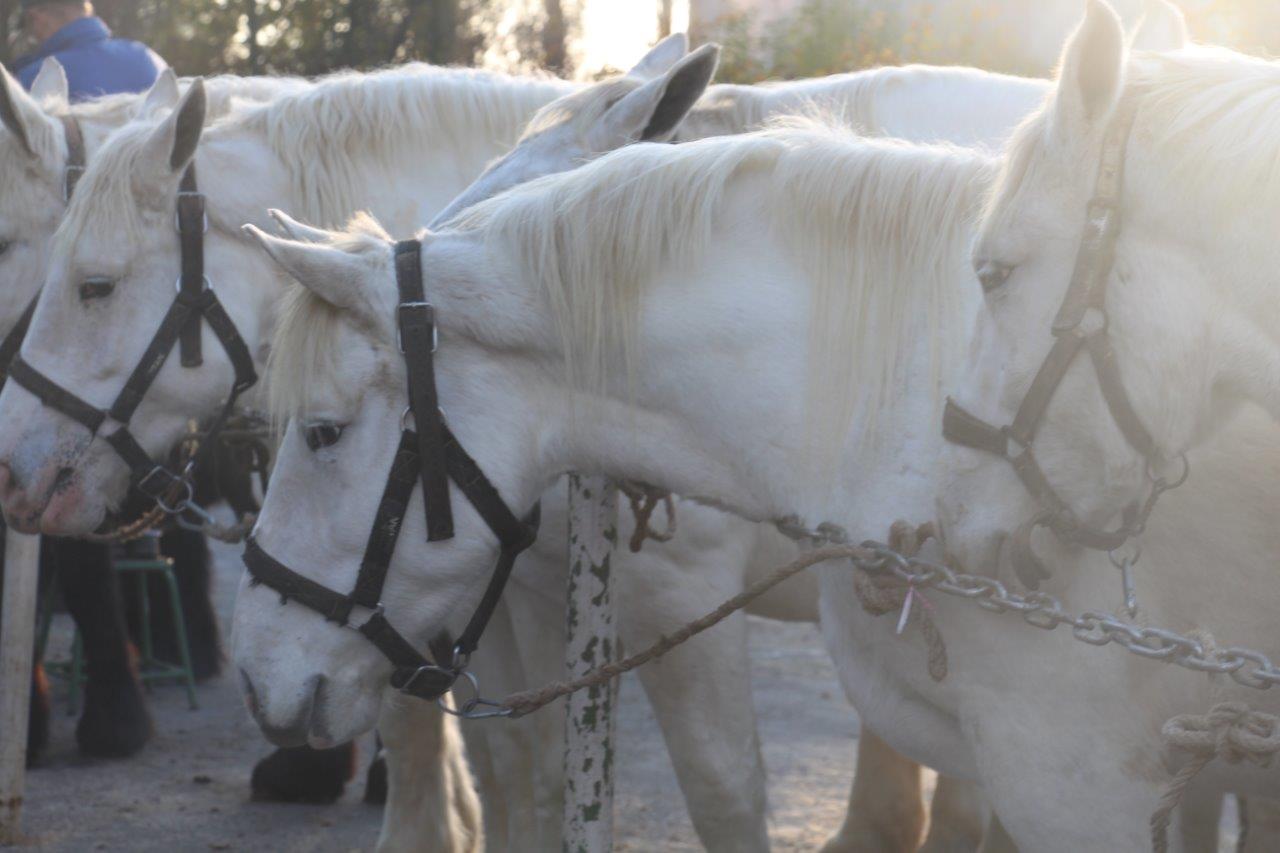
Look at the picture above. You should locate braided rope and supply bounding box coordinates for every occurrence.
[1151,703,1280,852]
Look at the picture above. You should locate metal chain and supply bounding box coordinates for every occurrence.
[774,516,1280,691]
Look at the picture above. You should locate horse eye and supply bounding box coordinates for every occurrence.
[304,423,344,451]
[79,278,116,300]
[0,241,10,257]
[975,260,1014,294]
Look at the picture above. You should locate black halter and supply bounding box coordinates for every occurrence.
[943,90,1187,588]
[7,163,259,508]
[242,239,540,702]
[0,115,86,388]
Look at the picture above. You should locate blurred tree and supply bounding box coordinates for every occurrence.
[657,0,672,39]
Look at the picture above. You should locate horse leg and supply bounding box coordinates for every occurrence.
[154,526,222,680]
[466,594,553,850]
[50,537,153,757]
[249,743,356,804]
[375,695,482,853]
[920,775,988,853]
[819,729,926,853]
[364,734,388,805]
[1238,796,1280,852]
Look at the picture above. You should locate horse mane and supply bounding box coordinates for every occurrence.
[269,120,990,455]
[231,64,572,226]
[266,212,395,426]
[54,63,569,261]
[994,46,1280,224]
[1127,47,1280,207]
[458,116,992,450]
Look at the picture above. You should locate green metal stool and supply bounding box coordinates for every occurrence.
[37,533,199,712]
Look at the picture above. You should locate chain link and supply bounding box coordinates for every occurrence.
[775,516,1280,691]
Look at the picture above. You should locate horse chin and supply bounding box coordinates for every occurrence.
[39,479,106,537]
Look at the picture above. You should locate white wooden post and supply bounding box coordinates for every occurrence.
[562,475,618,853]
[0,531,40,844]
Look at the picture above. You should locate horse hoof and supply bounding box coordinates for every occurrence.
[76,674,153,758]
[363,754,388,805]
[250,743,357,804]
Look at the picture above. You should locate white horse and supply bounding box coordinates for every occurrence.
[0,33,1078,849]
[231,7,1280,847]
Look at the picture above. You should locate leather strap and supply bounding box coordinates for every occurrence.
[0,294,38,388]
[176,166,206,367]
[395,240,453,542]
[58,115,85,201]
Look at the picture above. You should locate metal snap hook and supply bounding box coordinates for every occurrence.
[437,670,512,720]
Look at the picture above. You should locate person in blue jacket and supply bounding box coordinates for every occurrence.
[11,0,166,100]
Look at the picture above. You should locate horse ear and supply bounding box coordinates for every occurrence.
[141,78,206,178]
[1131,0,1188,52]
[1054,0,1126,132]
[30,59,68,105]
[141,69,181,119]
[242,223,376,318]
[269,208,340,244]
[0,64,59,161]
[628,33,689,80]
[589,43,720,149]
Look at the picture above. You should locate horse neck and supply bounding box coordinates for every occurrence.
[426,197,983,531]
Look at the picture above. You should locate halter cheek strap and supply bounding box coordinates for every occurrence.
[243,239,541,701]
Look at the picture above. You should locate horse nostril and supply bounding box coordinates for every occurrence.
[976,260,1014,293]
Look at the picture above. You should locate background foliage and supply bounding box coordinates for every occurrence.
[0,0,1276,81]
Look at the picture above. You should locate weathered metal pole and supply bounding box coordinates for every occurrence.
[0,531,40,844]
[562,475,618,853]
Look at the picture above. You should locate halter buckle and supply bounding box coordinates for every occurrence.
[174,193,209,234]
[396,302,437,354]
[137,465,182,500]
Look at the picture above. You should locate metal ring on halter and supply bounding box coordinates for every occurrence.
[437,670,512,720]
[155,477,195,515]
[174,275,212,294]
[1108,541,1141,571]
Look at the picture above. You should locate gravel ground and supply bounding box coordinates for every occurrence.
[16,541,862,852]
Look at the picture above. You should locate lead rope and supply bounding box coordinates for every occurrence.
[1150,702,1280,853]
[496,543,865,717]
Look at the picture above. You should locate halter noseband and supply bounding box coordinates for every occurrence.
[6,161,259,509]
[242,239,541,702]
[943,90,1187,588]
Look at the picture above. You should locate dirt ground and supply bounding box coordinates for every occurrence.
[17,541,863,852]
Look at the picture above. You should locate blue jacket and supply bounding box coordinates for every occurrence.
[12,17,166,101]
